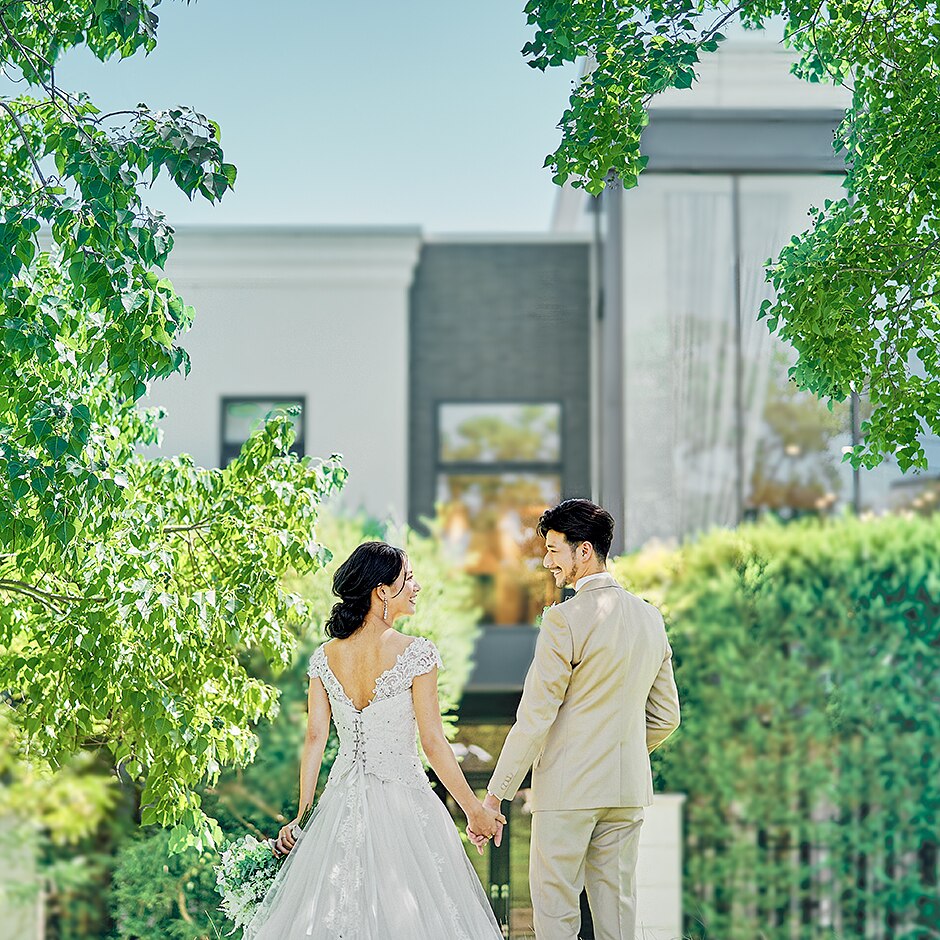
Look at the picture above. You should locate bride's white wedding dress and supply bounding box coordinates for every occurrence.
[241,636,503,939]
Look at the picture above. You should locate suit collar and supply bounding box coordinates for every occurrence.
[575,571,619,593]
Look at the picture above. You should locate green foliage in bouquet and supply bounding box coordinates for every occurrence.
[524,0,940,470]
[611,513,940,939]
[212,805,314,933]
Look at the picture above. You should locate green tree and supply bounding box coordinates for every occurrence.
[0,1,346,855]
[524,0,940,470]
[109,828,224,940]
[0,708,125,938]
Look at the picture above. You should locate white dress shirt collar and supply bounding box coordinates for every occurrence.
[574,571,610,592]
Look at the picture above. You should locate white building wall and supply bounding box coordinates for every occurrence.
[651,29,850,111]
[142,226,422,523]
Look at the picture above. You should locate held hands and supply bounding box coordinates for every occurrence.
[466,793,505,856]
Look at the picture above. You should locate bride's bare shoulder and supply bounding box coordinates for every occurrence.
[387,630,416,654]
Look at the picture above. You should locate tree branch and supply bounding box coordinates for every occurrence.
[0,578,106,607]
[195,528,225,572]
[0,100,50,190]
[0,8,53,76]
[164,522,211,534]
[0,578,64,615]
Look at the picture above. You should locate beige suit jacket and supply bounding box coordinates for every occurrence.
[487,573,680,811]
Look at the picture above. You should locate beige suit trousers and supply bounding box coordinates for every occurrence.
[530,806,645,940]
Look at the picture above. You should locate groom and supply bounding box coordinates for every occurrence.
[471,499,681,940]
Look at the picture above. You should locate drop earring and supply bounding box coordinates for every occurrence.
[383,598,388,621]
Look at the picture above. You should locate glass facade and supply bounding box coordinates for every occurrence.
[618,173,911,546]
[436,404,562,625]
[439,403,562,464]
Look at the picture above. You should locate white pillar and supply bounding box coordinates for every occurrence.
[0,818,42,940]
[636,792,686,940]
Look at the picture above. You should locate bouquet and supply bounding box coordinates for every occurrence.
[214,805,314,932]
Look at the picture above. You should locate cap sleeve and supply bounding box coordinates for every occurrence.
[407,636,443,679]
[307,644,326,679]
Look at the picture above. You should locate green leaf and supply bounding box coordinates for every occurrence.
[31,419,53,441]
[44,436,69,460]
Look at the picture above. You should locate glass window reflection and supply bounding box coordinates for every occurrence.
[439,403,561,464]
[437,472,560,625]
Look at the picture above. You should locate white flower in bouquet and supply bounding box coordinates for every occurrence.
[214,806,312,931]
[214,833,281,929]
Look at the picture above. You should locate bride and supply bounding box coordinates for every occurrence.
[241,541,506,939]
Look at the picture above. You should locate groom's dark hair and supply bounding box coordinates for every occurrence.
[538,499,615,561]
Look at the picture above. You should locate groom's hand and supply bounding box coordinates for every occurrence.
[484,792,504,848]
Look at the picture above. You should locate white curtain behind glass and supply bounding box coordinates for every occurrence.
[738,190,792,503]
[664,186,790,537]
[666,190,737,534]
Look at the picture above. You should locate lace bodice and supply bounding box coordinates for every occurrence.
[307,636,443,791]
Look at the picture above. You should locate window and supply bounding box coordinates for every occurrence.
[437,403,562,625]
[220,397,305,467]
[439,403,561,464]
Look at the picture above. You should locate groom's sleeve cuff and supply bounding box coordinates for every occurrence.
[487,770,523,803]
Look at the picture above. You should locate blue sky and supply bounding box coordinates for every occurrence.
[55,0,578,232]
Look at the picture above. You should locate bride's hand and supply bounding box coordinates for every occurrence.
[273,817,302,858]
[466,801,506,843]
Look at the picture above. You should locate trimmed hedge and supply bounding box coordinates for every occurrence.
[612,515,940,939]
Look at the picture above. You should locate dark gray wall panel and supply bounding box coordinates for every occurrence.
[643,108,847,173]
[408,242,592,529]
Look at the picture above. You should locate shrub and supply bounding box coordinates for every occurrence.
[611,514,940,939]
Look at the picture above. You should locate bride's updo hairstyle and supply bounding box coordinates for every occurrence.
[324,541,408,639]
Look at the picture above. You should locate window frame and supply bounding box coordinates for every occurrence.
[434,399,565,478]
[434,398,565,626]
[219,395,306,467]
